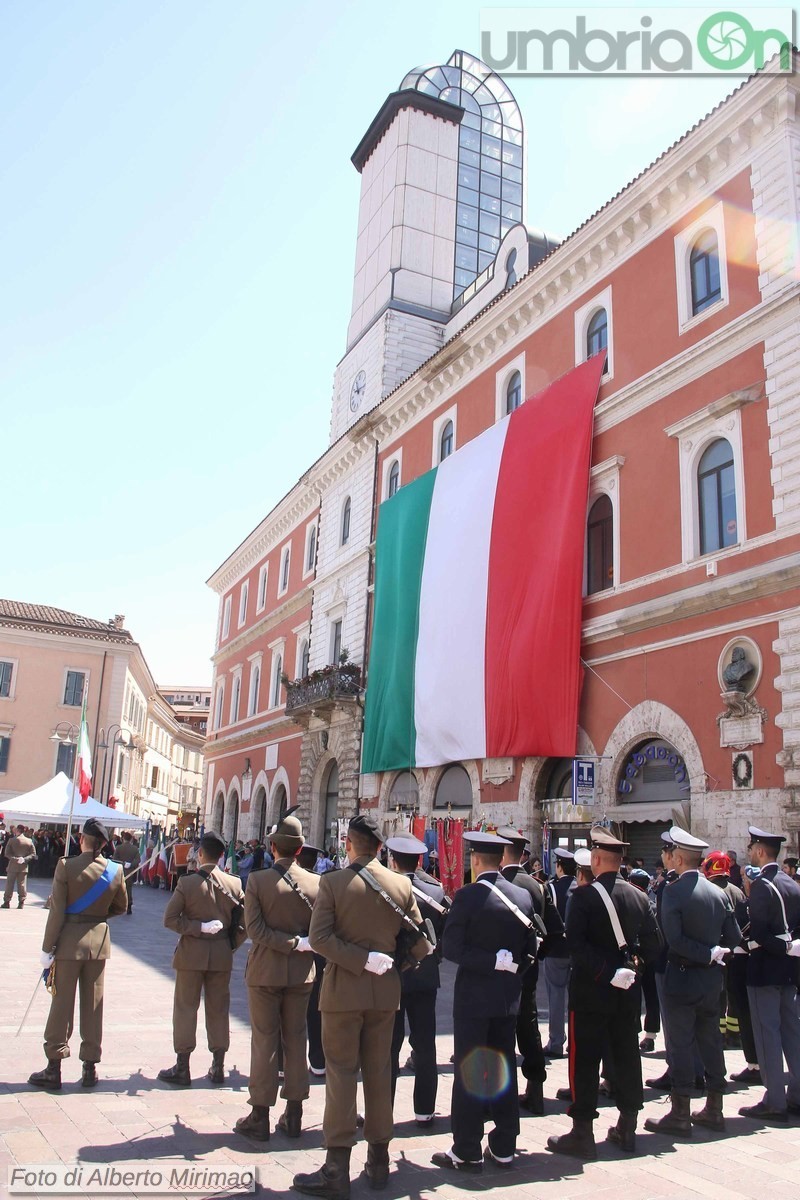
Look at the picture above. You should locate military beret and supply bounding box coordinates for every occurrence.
[574,848,592,868]
[200,831,226,858]
[748,825,786,848]
[589,827,629,852]
[703,850,731,877]
[349,813,384,841]
[82,817,109,843]
[669,826,709,852]
[496,825,529,846]
[463,831,511,850]
[385,834,427,856]
[552,847,574,860]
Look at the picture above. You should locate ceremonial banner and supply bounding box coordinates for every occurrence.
[435,817,464,899]
[362,355,604,773]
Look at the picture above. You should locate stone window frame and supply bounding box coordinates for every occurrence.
[674,202,729,334]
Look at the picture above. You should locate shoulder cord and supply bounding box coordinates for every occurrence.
[479,879,547,937]
[272,862,314,913]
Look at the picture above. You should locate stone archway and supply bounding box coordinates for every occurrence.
[211,788,225,835]
[602,701,705,812]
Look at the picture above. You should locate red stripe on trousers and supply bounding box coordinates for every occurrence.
[568,1009,575,1101]
[484,355,605,758]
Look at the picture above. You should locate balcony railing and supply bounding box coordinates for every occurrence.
[285,666,362,715]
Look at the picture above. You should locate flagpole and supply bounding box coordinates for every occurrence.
[64,686,89,854]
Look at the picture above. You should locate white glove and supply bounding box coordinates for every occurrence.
[364,951,394,975]
[610,967,637,990]
[296,936,312,952]
[709,945,728,965]
[39,951,54,969]
[15,857,25,865]
[201,920,223,935]
[495,949,518,973]
[787,939,800,958]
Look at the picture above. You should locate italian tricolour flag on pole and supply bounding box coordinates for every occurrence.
[361,355,605,774]
[77,692,93,802]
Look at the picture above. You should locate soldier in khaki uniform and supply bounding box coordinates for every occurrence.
[234,811,320,1142]
[3,825,37,908]
[293,813,430,1200]
[158,831,246,1087]
[29,818,127,1090]
[112,831,140,914]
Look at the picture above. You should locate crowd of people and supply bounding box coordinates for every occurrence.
[12,809,800,1193]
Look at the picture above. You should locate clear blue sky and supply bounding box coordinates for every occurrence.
[2,1,736,683]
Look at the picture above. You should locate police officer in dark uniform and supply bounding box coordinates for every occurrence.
[547,827,662,1160]
[644,827,740,1138]
[386,834,447,1126]
[432,831,537,1173]
[497,826,563,1114]
[542,847,576,1057]
[739,825,800,1122]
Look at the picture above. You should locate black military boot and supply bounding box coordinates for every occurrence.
[277,1100,303,1137]
[292,1147,351,1199]
[18,899,24,909]
[81,1062,98,1089]
[234,1105,270,1141]
[158,1052,191,1087]
[546,1118,597,1160]
[692,1090,725,1132]
[207,1050,225,1084]
[1,900,10,909]
[362,1143,389,1190]
[646,1070,672,1090]
[644,1092,692,1136]
[606,1109,637,1152]
[519,1080,545,1114]
[29,1060,61,1091]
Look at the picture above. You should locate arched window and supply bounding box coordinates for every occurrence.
[505,248,517,289]
[388,460,400,498]
[505,370,522,414]
[433,763,472,809]
[300,638,310,679]
[248,664,260,716]
[698,438,736,554]
[271,655,283,708]
[586,308,608,372]
[341,497,351,546]
[280,547,290,592]
[307,525,317,572]
[230,675,241,723]
[323,761,339,847]
[542,757,574,800]
[389,771,419,810]
[439,420,454,462]
[690,230,721,315]
[586,494,613,594]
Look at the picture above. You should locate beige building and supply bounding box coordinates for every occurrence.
[0,601,205,824]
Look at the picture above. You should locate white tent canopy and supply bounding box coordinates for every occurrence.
[0,773,147,831]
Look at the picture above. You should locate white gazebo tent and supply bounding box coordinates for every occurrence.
[0,773,147,830]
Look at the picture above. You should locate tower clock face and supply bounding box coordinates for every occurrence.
[350,370,366,412]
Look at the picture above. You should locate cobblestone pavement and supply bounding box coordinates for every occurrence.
[1,878,800,1199]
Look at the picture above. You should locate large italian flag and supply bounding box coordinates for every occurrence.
[361,355,604,774]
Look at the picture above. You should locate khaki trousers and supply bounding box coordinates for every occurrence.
[173,969,231,1054]
[247,983,312,1108]
[4,863,27,903]
[44,959,105,1062]
[322,1008,395,1148]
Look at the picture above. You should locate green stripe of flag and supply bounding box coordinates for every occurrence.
[361,467,437,774]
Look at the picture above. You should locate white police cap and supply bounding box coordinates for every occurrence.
[669,826,709,852]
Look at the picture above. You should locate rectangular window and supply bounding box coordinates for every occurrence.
[331,619,343,667]
[63,671,85,706]
[56,740,75,777]
[0,736,9,773]
[0,662,12,698]
[151,765,159,790]
[238,581,249,627]
[214,684,224,729]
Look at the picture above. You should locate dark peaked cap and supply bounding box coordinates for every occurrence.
[590,827,629,852]
[497,826,529,846]
[748,824,786,849]
[463,831,511,850]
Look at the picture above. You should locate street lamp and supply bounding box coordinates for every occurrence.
[50,723,79,777]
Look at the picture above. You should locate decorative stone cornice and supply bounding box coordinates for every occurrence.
[210,588,311,666]
[207,492,320,595]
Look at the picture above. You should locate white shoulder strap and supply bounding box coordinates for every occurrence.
[763,877,792,940]
[411,883,448,915]
[548,881,557,906]
[592,880,627,950]
[479,879,534,929]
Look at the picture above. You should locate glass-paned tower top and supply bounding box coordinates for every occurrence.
[400,51,524,300]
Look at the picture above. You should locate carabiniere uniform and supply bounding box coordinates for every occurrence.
[29,817,127,1090]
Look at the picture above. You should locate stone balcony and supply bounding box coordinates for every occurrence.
[285,666,362,723]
